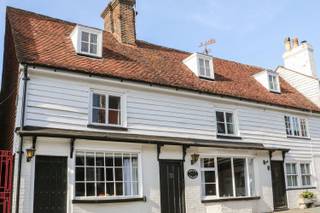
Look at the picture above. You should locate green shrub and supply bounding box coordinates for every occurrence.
[300,191,314,199]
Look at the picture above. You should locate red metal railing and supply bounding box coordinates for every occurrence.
[0,151,13,213]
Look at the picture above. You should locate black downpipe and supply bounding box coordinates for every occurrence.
[15,64,29,213]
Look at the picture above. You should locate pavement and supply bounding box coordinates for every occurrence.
[281,207,320,213]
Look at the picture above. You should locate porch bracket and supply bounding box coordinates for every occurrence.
[157,143,164,161]
[70,138,76,159]
[32,136,37,149]
[182,145,190,161]
[282,150,289,161]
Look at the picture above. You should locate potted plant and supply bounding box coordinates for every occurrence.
[299,191,315,209]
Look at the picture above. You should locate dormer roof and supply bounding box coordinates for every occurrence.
[5,7,320,112]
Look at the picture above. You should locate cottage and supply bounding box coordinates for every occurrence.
[1,1,320,213]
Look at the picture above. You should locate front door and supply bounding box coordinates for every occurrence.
[271,161,287,210]
[33,156,68,213]
[159,160,185,213]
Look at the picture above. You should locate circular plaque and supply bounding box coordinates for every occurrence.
[187,169,198,179]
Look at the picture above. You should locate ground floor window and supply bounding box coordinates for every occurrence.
[200,157,255,199]
[75,151,140,198]
[286,162,312,188]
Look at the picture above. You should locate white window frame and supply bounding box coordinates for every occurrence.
[80,31,98,56]
[215,109,239,137]
[89,90,127,127]
[197,55,214,79]
[300,163,312,187]
[200,156,256,200]
[284,115,309,138]
[285,163,298,188]
[285,161,313,189]
[267,72,280,93]
[73,150,143,200]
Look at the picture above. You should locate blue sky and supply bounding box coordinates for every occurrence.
[1,0,320,77]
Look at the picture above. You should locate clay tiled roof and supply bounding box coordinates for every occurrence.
[6,7,320,112]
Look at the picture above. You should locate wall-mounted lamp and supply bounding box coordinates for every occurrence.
[263,160,269,165]
[26,148,36,162]
[191,153,200,165]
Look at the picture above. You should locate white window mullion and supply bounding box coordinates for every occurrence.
[231,158,236,197]
[84,152,87,196]
[215,157,219,198]
[105,94,109,125]
[223,112,228,135]
[94,152,97,196]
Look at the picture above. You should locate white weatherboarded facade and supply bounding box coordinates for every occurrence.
[11,66,320,213]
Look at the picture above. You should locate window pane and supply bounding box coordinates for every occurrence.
[202,158,215,168]
[108,110,120,125]
[81,42,89,52]
[226,113,233,123]
[124,182,132,196]
[292,117,300,136]
[234,158,247,197]
[203,171,215,183]
[218,158,233,197]
[248,159,255,196]
[86,183,95,196]
[132,182,139,195]
[86,167,95,181]
[90,44,97,54]
[268,75,274,90]
[90,33,98,44]
[205,60,211,77]
[106,168,114,181]
[109,96,121,109]
[285,116,292,136]
[132,168,138,182]
[115,168,123,181]
[300,119,308,137]
[96,153,104,166]
[115,154,122,166]
[132,155,138,168]
[199,59,205,76]
[92,108,106,124]
[106,183,115,196]
[96,168,105,181]
[81,31,89,42]
[76,167,84,181]
[116,183,123,196]
[217,123,226,134]
[86,153,95,166]
[76,152,85,166]
[93,94,106,108]
[105,154,113,166]
[216,111,225,122]
[75,183,85,197]
[97,183,106,196]
[227,123,235,135]
[204,184,216,196]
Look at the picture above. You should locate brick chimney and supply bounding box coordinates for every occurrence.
[101,0,137,45]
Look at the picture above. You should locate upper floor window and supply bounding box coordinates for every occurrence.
[75,151,140,198]
[216,111,237,136]
[90,92,124,127]
[200,157,255,199]
[199,58,211,78]
[284,115,308,138]
[71,25,103,57]
[268,73,280,92]
[81,31,98,55]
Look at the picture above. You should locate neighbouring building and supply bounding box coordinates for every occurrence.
[1,1,320,213]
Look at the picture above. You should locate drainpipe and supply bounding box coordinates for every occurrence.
[15,64,29,213]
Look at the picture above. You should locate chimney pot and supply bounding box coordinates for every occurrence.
[284,37,292,51]
[293,37,299,48]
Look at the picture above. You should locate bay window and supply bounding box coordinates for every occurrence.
[75,151,140,198]
[90,92,124,126]
[284,115,308,138]
[200,157,255,199]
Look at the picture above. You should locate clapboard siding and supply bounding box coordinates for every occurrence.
[24,70,320,159]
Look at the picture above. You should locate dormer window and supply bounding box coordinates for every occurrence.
[183,53,215,79]
[71,25,103,58]
[268,73,280,92]
[253,69,281,93]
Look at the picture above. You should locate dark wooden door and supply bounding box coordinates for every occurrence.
[271,161,287,210]
[159,160,185,213]
[34,156,67,213]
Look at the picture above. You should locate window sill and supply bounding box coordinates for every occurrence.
[202,196,260,203]
[217,134,242,140]
[77,53,103,59]
[72,196,146,204]
[286,186,316,191]
[87,124,128,131]
[287,136,311,140]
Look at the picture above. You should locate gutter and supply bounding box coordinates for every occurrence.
[15,64,29,213]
